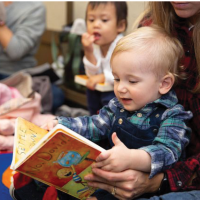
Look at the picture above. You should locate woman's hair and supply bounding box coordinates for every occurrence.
[86,1,128,30]
[134,2,200,93]
[111,25,184,84]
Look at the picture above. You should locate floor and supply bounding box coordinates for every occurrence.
[0,151,13,200]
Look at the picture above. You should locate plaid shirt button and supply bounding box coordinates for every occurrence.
[118,118,123,124]
[137,113,142,118]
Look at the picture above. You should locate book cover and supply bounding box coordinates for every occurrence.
[75,75,114,92]
[11,117,105,200]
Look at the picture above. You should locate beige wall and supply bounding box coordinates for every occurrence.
[44,1,147,34]
[43,2,67,31]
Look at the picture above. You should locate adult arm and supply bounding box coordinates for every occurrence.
[84,153,200,199]
[0,2,12,48]
[1,2,46,60]
[0,24,13,48]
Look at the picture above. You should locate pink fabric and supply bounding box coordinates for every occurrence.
[9,86,22,98]
[0,92,55,151]
[0,83,22,105]
[0,92,55,126]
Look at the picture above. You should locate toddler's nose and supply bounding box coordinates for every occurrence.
[93,19,101,27]
[117,82,127,93]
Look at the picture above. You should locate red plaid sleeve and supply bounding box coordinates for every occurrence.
[166,153,200,191]
[139,16,200,193]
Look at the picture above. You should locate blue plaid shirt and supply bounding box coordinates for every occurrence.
[57,90,192,177]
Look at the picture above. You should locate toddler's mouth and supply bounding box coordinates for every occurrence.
[121,98,132,104]
[93,32,101,40]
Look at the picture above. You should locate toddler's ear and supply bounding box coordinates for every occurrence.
[117,19,126,33]
[159,74,175,95]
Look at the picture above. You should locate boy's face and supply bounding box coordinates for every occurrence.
[86,3,121,48]
[112,51,162,112]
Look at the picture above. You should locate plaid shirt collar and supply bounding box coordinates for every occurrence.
[114,90,177,114]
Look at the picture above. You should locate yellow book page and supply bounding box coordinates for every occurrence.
[14,117,48,165]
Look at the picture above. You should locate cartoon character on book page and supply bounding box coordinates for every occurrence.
[55,150,96,198]
[17,132,100,199]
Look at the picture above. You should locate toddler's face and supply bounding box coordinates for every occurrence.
[112,51,162,112]
[86,3,121,49]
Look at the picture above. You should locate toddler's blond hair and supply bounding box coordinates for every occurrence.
[111,25,184,83]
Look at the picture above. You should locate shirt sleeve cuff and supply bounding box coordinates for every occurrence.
[140,146,165,179]
[83,56,101,75]
[166,154,200,191]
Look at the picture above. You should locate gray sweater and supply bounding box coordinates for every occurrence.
[0,2,46,75]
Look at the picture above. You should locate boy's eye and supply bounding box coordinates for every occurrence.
[102,19,108,23]
[114,78,120,82]
[88,19,94,22]
[129,80,137,84]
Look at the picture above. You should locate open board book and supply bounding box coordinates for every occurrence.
[75,75,114,92]
[11,117,105,200]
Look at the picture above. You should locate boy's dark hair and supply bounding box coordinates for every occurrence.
[87,1,128,30]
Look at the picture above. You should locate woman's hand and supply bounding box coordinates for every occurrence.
[84,168,163,200]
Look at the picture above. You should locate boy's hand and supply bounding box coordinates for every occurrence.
[41,120,58,131]
[81,32,95,53]
[86,74,105,90]
[92,132,132,172]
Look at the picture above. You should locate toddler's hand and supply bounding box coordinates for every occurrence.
[81,32,95,53]
[41,120,58,131]
[92,132,132,172]
[86,74,105,90]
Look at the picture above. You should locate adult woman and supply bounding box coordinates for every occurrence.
[0,2,46,79]
[85,2,200,200]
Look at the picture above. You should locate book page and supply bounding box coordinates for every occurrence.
[11,117,48,167]
[17,131,102,199]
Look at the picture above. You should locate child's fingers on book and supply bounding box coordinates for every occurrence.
[92,160,107,169]
[96,151,110,162]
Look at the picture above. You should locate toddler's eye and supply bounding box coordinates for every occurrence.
[129,80,137,84]
[102,19,108,23]
[114,78,120,82]
[88,19,94,22]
